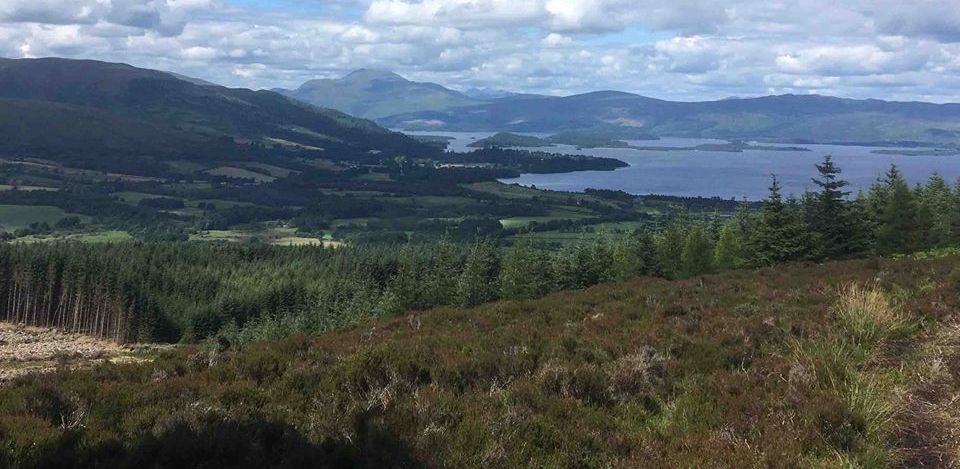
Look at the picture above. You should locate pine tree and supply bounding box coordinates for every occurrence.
[500,240,554,299]
[655,223,686,279]
[713,223,742,270]
[919,174,955,248]
[806,155,865,258]
[875,165,919,255]
[681,224,714,277]
[612,231,656,280]
[457,240,500,307]
[752,176,816,265]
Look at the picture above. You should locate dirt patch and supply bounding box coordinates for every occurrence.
[0,323,156,385]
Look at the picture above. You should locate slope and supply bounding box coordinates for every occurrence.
[379,91,960,145]
[275,69,483,119]
[0,58,437,165]
[1,255,957,467]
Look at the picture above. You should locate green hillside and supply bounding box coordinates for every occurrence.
[2,255,957,467]
[275,69,483,119]
[0,58,437,167]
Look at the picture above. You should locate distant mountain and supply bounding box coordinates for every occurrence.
[0,58,436,172]
[378,91,960,145]
[275,69,483,119]
[462,87,521,100]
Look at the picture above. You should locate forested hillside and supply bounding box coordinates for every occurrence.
[2,252,958,467]
[1,156,958,346]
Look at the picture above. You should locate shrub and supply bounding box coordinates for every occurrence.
[604,347,666,404]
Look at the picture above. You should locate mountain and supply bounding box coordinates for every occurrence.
[462,87,524,100]
[378,91,960,145]
[274,69,483,119]
[0,58,436,171]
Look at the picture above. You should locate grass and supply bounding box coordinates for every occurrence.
[2,256,958,466]
[13,230,132,244]
[834,284,908,348]
[0,204,83,231]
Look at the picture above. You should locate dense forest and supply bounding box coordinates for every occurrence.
[1,156,957,345]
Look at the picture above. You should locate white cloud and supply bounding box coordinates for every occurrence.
[1,0,960,102]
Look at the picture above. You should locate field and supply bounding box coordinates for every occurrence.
[0,204,82,231]
[13,230,133,244]
[2,255,958,466]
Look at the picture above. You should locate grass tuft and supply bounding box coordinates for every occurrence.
[834,284,906,348]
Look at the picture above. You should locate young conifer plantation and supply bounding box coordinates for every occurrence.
[1,157,959,346]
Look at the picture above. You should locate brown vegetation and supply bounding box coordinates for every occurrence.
[0,323,146,385]
[1,256,959,467]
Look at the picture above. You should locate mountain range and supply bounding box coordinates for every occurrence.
[275,69,960,146]
[379,91,960,145]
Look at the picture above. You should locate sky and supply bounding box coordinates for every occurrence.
[2,0,960,102]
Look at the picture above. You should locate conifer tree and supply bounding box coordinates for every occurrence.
[919,174,955,248]
[806,155,866,258]
[875,165,919,254]
[655,223,686,279]
[713,223,742,270]
[500,240,554,299]
[752,176,816,265]
[681,224,714,277]
[457,240,500,307]
[612,231,656,280]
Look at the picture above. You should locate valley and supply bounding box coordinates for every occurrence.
[1,51,960,468]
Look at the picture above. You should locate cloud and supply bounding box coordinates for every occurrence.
[775,45,929,76]
[875,0,960,43]
[1,0,960,103]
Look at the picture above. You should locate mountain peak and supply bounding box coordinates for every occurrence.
[343,69,406,82]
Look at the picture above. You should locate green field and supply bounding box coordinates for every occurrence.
[13,230,132,244]
[0,205,84,231]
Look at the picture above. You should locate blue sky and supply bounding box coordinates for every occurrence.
[1,0,960,102]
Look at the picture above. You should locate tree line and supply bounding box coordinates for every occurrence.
[0,156,957,344]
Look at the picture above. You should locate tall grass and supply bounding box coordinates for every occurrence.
[834,284,907,348]
[793,284,914,466]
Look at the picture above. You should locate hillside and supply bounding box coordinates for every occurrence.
[275,69,483,119]
[1,255,958,467]
[0,58,437,168]
[378,91,960,145]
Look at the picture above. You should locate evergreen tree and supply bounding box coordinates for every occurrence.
[681,224,714,277]
[919,174,955,248]
[457,240,500,307]
[875,165,919,255]
[612,231,656,280]
[752,176,816,265]
[713,223,742,271]
[655,223,686,279]
[500,240,554,299]
[805,155,865,258]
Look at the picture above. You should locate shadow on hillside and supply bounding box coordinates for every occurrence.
[75,414,422,469]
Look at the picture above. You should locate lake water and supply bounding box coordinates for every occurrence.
[404,131,960,200]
